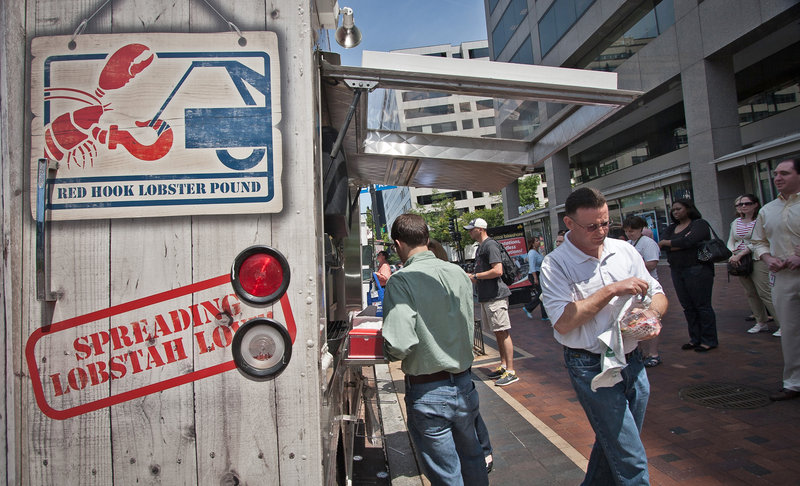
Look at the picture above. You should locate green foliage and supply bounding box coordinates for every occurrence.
[365,207,375,235]
[518,174,541,211]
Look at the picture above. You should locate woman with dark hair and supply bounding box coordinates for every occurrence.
[726,194,780,335]
[658,199,718,352]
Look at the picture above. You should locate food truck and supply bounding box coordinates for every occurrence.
[0,1,640,484]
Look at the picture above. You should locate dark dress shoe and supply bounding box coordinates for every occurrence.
[694,345,717,352]
[770,389,800,401]
[681,343,698,350]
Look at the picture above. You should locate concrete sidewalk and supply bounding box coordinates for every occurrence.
[374,263,799,485]
[483,263,800,485]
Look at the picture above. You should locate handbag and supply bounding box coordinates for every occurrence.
[727,252,753,276]
[697,222,733,263]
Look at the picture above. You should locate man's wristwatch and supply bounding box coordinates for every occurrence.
[472,273,478,280]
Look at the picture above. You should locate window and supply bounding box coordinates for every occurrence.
[583,0,675,72]
[538,0,596,57]
[473,192,484,197]
[478,117,495,127]
[430,121,458,133]
[738,81,800,126]
[510,36,533,65]
[468,47,490,59]
[402,91,450,102]
[404,104,455,119]
[492,0,529,59]
[459,102,471,112]
[476,99,494,110]
[462,119,474,130]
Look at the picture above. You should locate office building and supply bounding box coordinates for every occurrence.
[485,0,800,246]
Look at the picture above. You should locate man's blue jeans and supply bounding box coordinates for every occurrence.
[404,371,489,486]
[564,347,650,486]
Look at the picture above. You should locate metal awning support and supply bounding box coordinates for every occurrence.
[329,79,377,161]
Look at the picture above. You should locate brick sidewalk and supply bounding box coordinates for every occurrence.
[475,264,800,485]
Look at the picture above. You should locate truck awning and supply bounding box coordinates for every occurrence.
[320,51,642,192]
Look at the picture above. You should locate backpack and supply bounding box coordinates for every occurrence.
[496,240,520,286]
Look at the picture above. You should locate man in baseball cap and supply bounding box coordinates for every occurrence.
[464,218,488,230]
[465,217,518,386]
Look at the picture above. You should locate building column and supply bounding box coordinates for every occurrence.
[681,55,744,230]
[544,149,572,238]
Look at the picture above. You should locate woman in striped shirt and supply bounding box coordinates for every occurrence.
[726,194,779,335]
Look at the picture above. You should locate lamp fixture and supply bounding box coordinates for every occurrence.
[335,7,362,49]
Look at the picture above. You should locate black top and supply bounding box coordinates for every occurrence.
[474,238,511,302]
[661,219,712,267]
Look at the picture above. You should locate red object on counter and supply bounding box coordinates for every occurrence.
[348,318,384,360]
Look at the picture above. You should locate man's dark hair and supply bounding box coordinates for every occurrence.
[377,250,389,259]
[564,187,606,216]
[391,213,429,247]
[781,158,800,175]
[622,216,647,230]
[557,229,566,236]
[669,198,702,223]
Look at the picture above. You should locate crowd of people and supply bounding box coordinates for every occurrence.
[370,158,798,485]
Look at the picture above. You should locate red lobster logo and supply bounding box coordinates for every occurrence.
[43,44,173,168]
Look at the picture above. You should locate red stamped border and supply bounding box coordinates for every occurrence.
[25,274,297,420]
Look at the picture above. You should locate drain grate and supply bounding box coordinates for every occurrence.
[679,383,771,409]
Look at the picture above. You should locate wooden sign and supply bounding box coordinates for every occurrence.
[25,274,297,420]
[30,32,282,220]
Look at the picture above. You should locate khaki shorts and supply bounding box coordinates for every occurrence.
[479,298,510,333]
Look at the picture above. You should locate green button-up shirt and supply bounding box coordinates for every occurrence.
[381,251,475,376]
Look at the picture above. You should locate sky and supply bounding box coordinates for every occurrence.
[325,0,489,212]
[327,0,488,66]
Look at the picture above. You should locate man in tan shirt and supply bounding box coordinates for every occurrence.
[751,159,800,401]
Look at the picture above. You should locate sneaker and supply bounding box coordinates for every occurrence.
[495,371,519,386]
[643,355,662,368]
[747,322,769,333]
[487,366,506,379]
[523,308,533,319]
[773,328,782,337]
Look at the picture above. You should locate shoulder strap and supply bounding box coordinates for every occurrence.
[702,219,723,240]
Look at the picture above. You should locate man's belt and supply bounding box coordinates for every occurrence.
[405,369,470,385]
[564,346,638,361]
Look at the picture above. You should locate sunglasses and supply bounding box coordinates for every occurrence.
[735,202,755,207]
[572,220,611,232]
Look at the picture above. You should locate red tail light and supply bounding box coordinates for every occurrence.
[231,245,290,306]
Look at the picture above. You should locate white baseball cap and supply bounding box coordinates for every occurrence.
[464,218,488,230]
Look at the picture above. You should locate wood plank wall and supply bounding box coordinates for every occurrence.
[1,1,325,484]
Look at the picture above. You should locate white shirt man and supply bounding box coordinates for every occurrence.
[540,187,667,485]
[751,159,800,401]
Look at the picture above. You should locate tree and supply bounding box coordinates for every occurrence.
[518,174,541,213]
[365,207,374,237]
[409,190,461,245]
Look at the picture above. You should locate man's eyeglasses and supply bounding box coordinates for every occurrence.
[572,220,611,232]
[735,202,755,207]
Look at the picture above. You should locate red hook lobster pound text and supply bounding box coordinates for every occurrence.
[25,274,297,420]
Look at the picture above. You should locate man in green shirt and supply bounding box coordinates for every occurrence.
[382,214,488,486]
